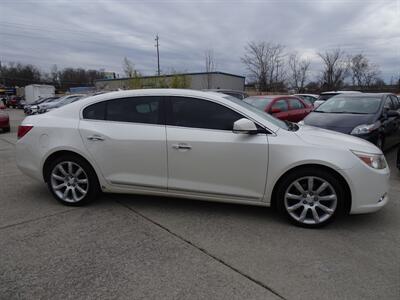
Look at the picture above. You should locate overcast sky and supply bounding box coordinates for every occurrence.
[1,0,399,82]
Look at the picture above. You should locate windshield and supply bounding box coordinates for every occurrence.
[223,95,288,130]
[315,96,381,114]
[317,93,338,101]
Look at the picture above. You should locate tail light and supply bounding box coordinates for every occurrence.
[17,125,33,139]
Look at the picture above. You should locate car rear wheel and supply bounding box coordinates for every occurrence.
[276,168,345,228]
[46,155,99,206]
[4,127,10,132]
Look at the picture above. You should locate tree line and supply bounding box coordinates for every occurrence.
[241,41,398,93]
[0,62,105,91]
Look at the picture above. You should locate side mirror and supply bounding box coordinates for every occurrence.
[233,118,258,134]
[271,107,281,114]
[386,110,400,118]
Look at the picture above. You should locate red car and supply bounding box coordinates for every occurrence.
[244,95,313,122]
[0,111,10,132]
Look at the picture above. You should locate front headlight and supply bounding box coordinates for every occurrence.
[298,120,305,125]
[351,150,387,169]
[351,122,380,135]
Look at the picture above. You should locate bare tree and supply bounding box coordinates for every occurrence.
[349,54,380,88]
[288,53,311,92]
[204,49,216,89]
[122,57,138,78]
[318,48,349,91]
[241,41,286,92]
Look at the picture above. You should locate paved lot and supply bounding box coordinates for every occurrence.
[1,109,399,300]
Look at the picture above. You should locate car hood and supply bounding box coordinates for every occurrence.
[304,112,376,134]
[295,124,380,153]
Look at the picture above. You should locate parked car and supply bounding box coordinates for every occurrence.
[294,94,318,106]
[25,96,60,115]
[37,94,84,114]
[300,93,400,150]
[314,91,362,107]
[16,89,389,228]
[6,96,21,108]
[0,111,10,132]
[205,89,248,100]
[244,95,313,122]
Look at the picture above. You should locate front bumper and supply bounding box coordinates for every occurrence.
[343,159,390,214]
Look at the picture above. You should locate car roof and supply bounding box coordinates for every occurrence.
[48,88,282,132]
[321,91,362,94]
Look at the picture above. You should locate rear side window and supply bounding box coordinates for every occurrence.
[106,97,163,124]
[271,100,288,112]
[83,101,106,120]
[288,99,305,110]
[168,97,243,130]
[83,97,164,125]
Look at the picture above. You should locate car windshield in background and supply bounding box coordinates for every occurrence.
[315,97,381,114]
[223,95,288,130]
[318,93,338,101]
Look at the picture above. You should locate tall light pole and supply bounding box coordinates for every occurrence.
[155,34,160,76]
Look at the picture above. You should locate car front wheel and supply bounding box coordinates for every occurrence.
[276,168,345,228]
[46,155,99,206]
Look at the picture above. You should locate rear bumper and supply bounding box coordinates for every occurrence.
[16,139,43,181]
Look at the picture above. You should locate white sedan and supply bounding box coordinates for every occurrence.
[16,89,389,228]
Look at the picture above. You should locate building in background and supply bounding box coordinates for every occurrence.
[95,71,245,91]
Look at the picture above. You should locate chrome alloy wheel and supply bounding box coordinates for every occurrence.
[50,161,89,203]
[284,176,337,225]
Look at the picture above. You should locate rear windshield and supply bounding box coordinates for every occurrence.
[315,97,381,114]
[243,97,274,110]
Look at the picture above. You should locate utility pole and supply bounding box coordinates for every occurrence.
[155,34,160,76]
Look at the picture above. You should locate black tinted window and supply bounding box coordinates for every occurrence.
[169,97,243,130]
[106,97,163,124]
[83,101,106,120]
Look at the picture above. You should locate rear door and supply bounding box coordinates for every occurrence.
[79,96,168,189]
[269,99,289,120]
[166,96,268,201]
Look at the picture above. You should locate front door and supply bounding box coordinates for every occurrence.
[166,96,268,201]
[79,96,168,189]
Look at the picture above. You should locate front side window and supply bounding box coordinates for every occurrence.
[384,97,394,110]
[168,97,243,130]
[288,99,304,110]
[271,100,288,112]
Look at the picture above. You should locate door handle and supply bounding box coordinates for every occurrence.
[87,135,105,141]
[172,143,192,150]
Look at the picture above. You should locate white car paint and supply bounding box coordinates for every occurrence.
[16,89,389,222]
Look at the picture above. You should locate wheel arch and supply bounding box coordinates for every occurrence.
[42,150,99,184]
[270,164,352,214]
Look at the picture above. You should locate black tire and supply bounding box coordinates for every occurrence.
[276,167,346,228]
[4,127,10,133]
[45,154,100,206]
